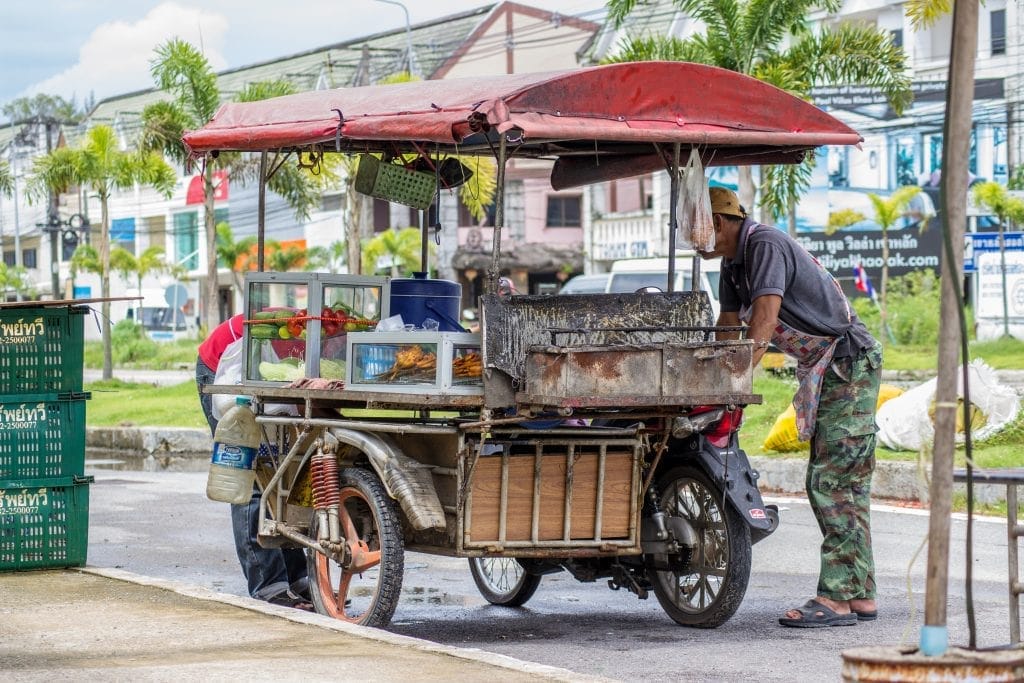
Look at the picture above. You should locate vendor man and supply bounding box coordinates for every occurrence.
[699,187,883,628]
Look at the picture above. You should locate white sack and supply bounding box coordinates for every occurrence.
[876,359,1020,451]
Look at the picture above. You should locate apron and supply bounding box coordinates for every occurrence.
[740,224,851,441]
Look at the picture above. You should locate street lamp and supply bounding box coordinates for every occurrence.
[374,0,418,76]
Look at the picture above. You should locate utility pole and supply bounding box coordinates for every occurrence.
[45,117,61,299]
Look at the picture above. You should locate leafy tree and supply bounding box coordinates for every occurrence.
[605,0,911,232]
[26,125,176,380]
[362,227,430,276]
[0,262,36,300]
[142,38,337,332]
[215,222,257,298]
[826,185,931,344]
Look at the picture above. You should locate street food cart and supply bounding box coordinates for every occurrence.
[184,61,862,628]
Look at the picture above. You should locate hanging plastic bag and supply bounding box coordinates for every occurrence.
[212,337,299,420]
[675,148,716,252]
[211,337,245,421]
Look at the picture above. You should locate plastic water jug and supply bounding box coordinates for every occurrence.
[206,396,260,504]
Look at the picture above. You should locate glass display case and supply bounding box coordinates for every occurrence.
[345,331,483,395]
[242,273,389,385]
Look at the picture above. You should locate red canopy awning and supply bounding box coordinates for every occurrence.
[185,62,859,148]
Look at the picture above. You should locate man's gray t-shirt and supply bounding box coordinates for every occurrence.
[719,218,876,358]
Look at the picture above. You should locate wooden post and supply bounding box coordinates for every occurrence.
[922,0,978,657]
[257,151,267,272]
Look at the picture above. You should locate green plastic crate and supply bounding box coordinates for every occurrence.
[0,475,93,571]
[0,393,89,480]
[0,306,88,394]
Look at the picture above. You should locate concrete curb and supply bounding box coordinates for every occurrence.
[80,566,609,683]
[85,427,1011,505]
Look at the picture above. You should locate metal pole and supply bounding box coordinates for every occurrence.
[1009,483,1020,644]
[257,151,267,272]
[375,0,417,76]
[11,168,22,302]
[667,143,679,293]
[1000,223,1010,337]
[46,119,60,299]
[487,135,508,293]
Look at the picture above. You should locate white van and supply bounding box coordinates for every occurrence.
[607,254,722,317]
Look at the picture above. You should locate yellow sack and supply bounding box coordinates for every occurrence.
[761,384,905,453]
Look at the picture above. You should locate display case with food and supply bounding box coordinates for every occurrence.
[345,331,483,395]
[242,273,389,385]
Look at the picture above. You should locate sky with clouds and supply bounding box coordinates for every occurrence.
[1,0,608,112]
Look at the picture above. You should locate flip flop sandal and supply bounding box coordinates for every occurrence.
[855,609,878,621]
[267,590,315,612]
[778,599,858,628]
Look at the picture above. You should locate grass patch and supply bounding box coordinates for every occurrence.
[86,379,207,429]
[84,337,199,370]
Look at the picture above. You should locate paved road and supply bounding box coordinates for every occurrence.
[85,467,1015,682]
[84,368,193,386]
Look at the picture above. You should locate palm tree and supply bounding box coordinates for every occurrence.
[110,245,171,299]
[26,125,175,380]
[142,38,335,333]
[362,227,428,276]
[215,222,257,299]
[264,242,310,273]
[826,185,929,343]
[0,160,12,196]
[605,0,911,231]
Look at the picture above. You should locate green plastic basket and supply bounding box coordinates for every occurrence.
[0,306,88,394]
[0,475,93,571]
[354,155,437,210]
[0,393,89,480]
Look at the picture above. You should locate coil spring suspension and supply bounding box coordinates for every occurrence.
[311,450,340,510]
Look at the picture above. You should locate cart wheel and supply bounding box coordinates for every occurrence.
[307,467,404,628]
[468,558,542,606]
[649,465,751,628]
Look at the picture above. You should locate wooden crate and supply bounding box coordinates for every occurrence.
[466,447,638,546]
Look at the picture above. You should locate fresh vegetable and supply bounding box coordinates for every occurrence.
[249,324,277,339]
[286,317,304,338]
[252,310,289,321]
[278,326,292,340]
[319,358,346,380]
[259,361,304,382]
[321,307,340,336]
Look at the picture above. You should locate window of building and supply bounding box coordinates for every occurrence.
[111,217,136,253]
[991,9,1006,55]
[890,29,903,49]
[546,195,582,228]
[173,211,199,270]
[3,251,14,267]
[22,248,37,269]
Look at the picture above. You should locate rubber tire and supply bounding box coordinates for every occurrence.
[307,467,404,628]
[649,465,752,628]
[468,558,542,606]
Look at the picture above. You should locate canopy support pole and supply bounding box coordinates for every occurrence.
[667,143,680,293]
[257,150,268,272]
[487,134,509,294]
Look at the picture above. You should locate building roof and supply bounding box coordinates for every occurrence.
[68,5,497,147]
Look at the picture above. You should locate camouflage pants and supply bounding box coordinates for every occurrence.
[807,342,883,601]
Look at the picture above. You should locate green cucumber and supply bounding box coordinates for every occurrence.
[249,324,277,339]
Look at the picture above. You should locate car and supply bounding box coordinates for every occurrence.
[558,273,610,294]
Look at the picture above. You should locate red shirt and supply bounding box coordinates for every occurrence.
[197,315,244,371]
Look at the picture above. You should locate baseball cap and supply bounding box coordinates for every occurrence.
[709,187,747,218]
